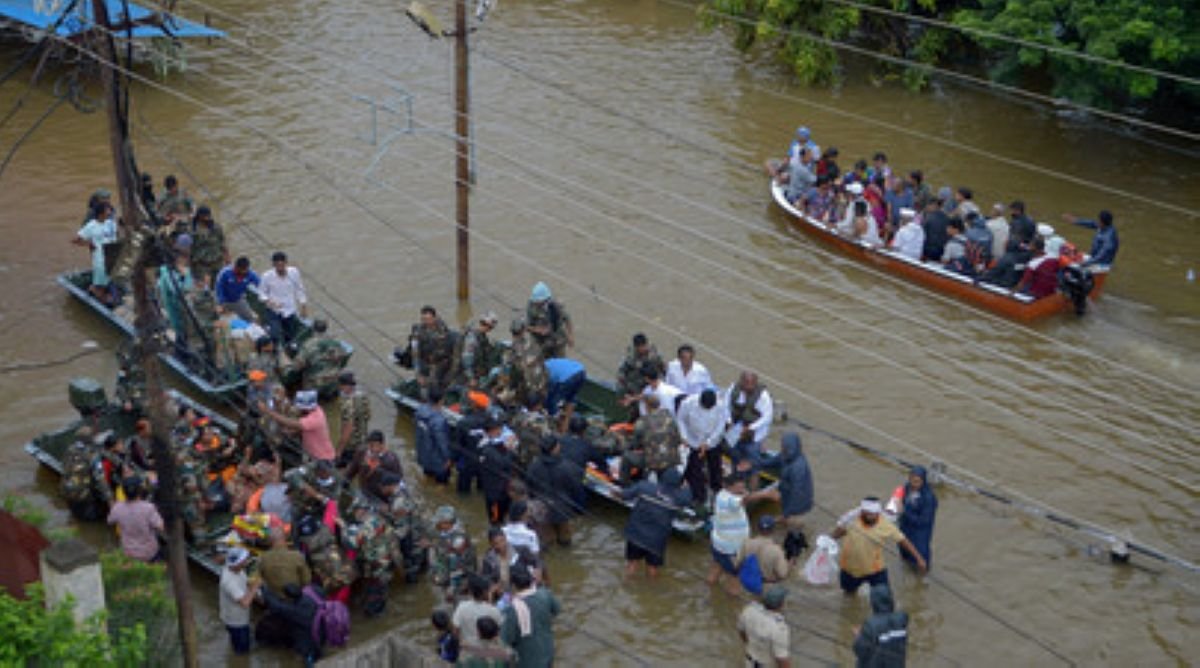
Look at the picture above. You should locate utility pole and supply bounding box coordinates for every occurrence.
[454,0,470,300]
[90,2,199,665]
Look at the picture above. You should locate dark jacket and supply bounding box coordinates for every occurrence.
[525,452,584,525]
[415,403,451,475]
[897,466,937,566]
[981,247,1032,288]
[559,433,603,471]
[777,433,813,517]
[621,469,691,557]
[262,587,320,662]
[921,210,949,262]
[479,437,514,501]
[853,585,909,668]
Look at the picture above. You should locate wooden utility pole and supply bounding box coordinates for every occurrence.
[91,2,199,665]
[454,0,470,300]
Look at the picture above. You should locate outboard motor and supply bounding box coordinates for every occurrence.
[1059,265,1095,316]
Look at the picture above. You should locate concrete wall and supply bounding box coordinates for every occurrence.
[319,632,440,668]
[39,538,106,628]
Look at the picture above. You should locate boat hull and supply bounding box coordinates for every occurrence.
[769,181,1108,322]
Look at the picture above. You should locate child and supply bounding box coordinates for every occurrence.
[457,617,515,667]
[433,609,459,662]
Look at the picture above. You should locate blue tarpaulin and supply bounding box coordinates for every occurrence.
[0,0,225,39]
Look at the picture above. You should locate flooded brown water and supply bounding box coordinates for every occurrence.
[1,0,1198,664]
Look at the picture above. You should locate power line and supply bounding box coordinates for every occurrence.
[674,0,1200,142]
[824,0,1200,89]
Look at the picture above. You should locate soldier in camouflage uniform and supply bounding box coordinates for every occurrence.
[247,336,282,386]
[184,270,224,379]
[115,340,148,417]
[295,514,357,602]
[156,175,194,227]
[335,371,370,469]
[456,311,499,389]
[632,394,681,476]
[509,398,554,474]
[525,281,573,359]
[428,505,476,604]
[296,320,346,396]
[173,442,207,542]
[286,460,342,523]
[408,305,456,397]
[60,426,114,521]
[616,333,666,410]
[369,471,429,583]
[499,319,548,410]
[338,496,397,616]
[188,206,228,288]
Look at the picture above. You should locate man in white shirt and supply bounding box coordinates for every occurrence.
[665,344,712,396]
[259,251,308,345]
[219,547,258,655]
[677,388,725,506]
[724,371,774,486]
[640,368,683,417]
[985,202,1010,258]
[890,208,924,261]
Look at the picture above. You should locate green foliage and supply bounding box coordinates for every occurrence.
[2,494,75,542]
[100,551,181,668]
[0,584,146,667]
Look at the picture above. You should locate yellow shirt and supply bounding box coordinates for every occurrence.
[839,516,905,577]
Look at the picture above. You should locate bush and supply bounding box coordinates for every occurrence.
[0,584,146,666]
[100,551,181,667]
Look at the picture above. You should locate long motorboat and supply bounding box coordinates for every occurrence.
[59,269,353,402]
[386,375,781,537]
[769,179,1109,322]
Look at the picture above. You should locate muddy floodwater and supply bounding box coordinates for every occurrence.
[1,0,1198,664]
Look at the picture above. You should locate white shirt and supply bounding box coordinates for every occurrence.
[259,265,307,317]
[676,394,725,451]
[452,599,502,646]
[503,522,540,555]
[986,216,1010,259]
[219,567,250,627]
[640,381,683,417]
[724,384,773,445]
[665,358,712,395]
[891,221,925,261]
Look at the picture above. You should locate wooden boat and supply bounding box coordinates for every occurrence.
[386,375,780,537]
[23,379,300,577]
[59,269,353,402]
[769,180,1109,322]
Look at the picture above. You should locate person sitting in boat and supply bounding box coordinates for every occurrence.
[980,238,1033,289]
[215,256,261,323]
[921,198,951,263]
[157,234,195,361]
[1007,200,1037,250]
[1012,237,1060,299]
[963,212,994,268]
[816,147,840,182]
[844,159,869,186]
[616,333,666,413]
[790,126,820,171]
[941,218,968,270]
[839,199,881,246]
[837,182,867,231]
[869,152,892,183]
[909,170,934,211]
[73,200,120,305]
[864,176,888,237]
[1063,209,1119,268]
[954,187,980,219]
[883,175,914,242]
[804,176,837,223]
[83,187,112,224]
[890,208,924,261]
[785,148,817,205]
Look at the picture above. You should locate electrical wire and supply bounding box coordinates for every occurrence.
[672,0,1200,142]
[823,0,1200,89]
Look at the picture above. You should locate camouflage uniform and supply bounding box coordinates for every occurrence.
[338,389,371,465]
[156,189,193,224]
[634,409,681,473]
[526,298,570,359]
[188,221,227,285]
[60,436,113,521]
[174,446,206,541]
[616,344,666,397]
[115,342,148,415]
[298,521,357,593]
[413,318,456,393]
[342,506,397,616]
[457,323,497,387]
[246,350,282,385]
[510,407,553,472]
[371,486,430,582]
[430,523,476,601]
[503,335,548,409]
[298,336,346,394]
[184,286,223,378]
[285,466,341,520]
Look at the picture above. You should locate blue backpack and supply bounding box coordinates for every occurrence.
[738,554,764,596]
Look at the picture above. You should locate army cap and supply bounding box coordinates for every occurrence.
[433,505,457,525]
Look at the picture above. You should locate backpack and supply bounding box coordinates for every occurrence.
[61,444,97,503]
[738,554,764,596]
[303,584,350,648]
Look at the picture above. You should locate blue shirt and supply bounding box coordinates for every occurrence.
[544,357,585,384]
[1076,220,1119,266]
[214,265,260,304]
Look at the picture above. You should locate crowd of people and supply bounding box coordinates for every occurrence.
[65,176,955,666]
[769,126,1119,297]
[73,179,349,391]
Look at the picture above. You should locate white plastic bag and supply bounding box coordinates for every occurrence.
[803,534,840,585]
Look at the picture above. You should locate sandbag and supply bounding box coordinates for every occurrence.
[803,534,839,585]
